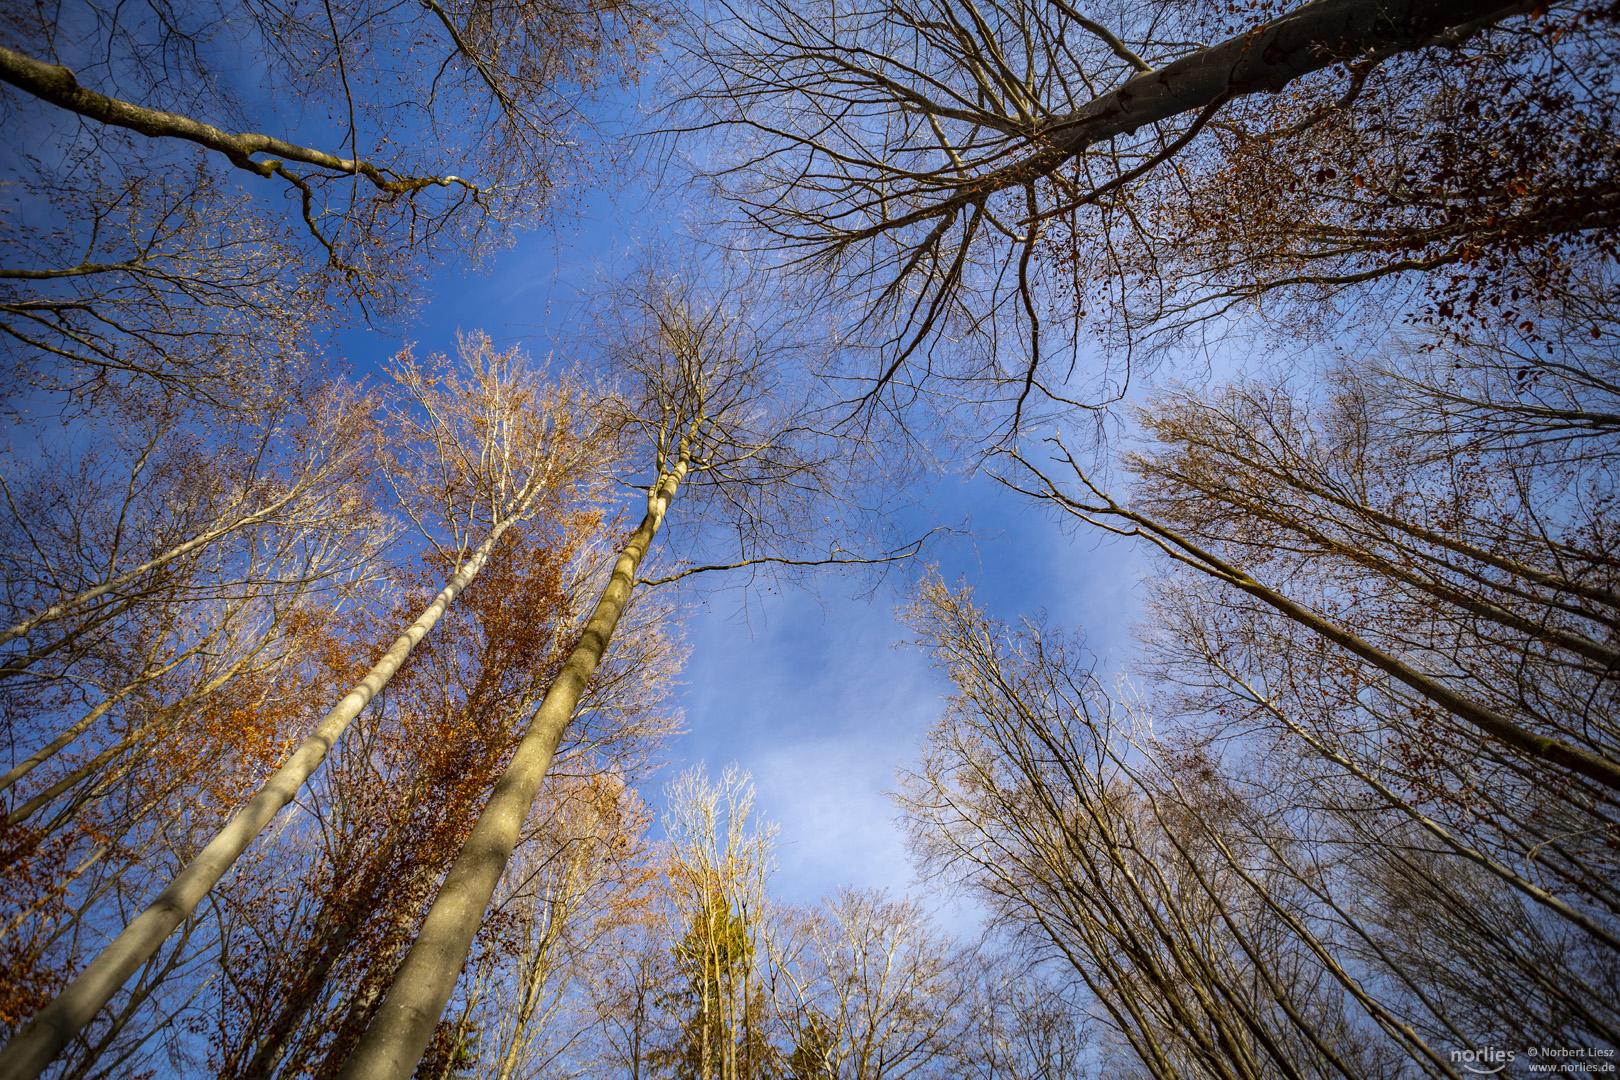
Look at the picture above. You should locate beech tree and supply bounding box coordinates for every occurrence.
[1076,10,1620,355]
[0,0,660,406]
[467,775,662,1080]
[1142,575,1620,1063]
[1110,329,1620,1050]
[8,0,1613,1071]
[205,522,671,1080]
[0,334,610,1080]
[667,0,1588,424]
[0,384,374,660]
[332,272,855,1080]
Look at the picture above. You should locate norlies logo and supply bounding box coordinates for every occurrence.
[1452,1047,1516,1075]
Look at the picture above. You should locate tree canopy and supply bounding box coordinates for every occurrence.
[2,0,1615,1078]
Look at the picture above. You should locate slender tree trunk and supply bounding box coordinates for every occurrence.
[0,517,524,1080]
[0,482,306,649]
[630,990,643,1080]
[0,651,187,796]
[334,461,687,1080]
[491,880,573,1080]
[1105,501,1620,791]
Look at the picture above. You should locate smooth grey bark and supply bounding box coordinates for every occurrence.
[0,516,525,1080]
[727,0,1536,247]
[333,460,688,1080]
[0,44,469,196]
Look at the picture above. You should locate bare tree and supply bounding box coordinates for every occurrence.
[668,0,1572,426]
[769,889,967,1080]
[1142,578,1620,1063]
[655,765,777,1080]
[586,919,678,1080]
[929,296,1620,1073]
[0,0,661,405]
[952,956,1088,1080]
[0,382,379,696]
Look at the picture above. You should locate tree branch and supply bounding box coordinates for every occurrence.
[0,44,481,199]
[635,529,944,587]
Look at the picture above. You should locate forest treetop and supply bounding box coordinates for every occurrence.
[667,0,1616,435]
[1,0,662,408]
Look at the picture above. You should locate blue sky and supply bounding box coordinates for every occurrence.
[665,471,1144,917]
[355,184,1155,926]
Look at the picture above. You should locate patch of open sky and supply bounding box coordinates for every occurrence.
[331,173,655,373]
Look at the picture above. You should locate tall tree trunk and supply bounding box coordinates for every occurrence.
[0,516,526,1080]
[334,460,688,1080]
[490,872,575,1080]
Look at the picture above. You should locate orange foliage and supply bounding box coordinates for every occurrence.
[208,508,645,1077]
